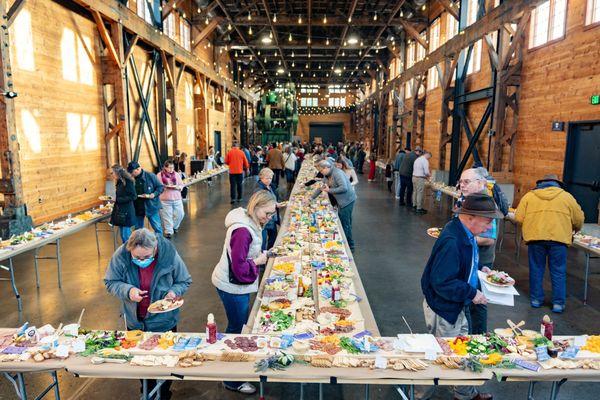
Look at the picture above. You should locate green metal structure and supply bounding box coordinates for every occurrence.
[255,83,299,145]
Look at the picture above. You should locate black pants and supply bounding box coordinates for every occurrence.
[229,173,243,201]
[272,169,282,187]
[399,175,413,206]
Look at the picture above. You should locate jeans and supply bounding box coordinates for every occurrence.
[229,173,243,201]
[338,201,355,250]
[528,241,568,306]
[119,226,132,243]
[465,303,488,334]
[412,176,426,210]
[159,199,185,235]
[272,169,282,187]
[399,175,413,206]
[134,212,163,234]
[394,171,401,197]
[262,226,278,251]
[285,168,295,183]
[422,300,478,400]
[217,288,251,390]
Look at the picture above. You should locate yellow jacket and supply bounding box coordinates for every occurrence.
[515,186,584,245]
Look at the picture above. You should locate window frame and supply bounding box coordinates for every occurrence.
[585,0,600,28]
[528,0,569,52]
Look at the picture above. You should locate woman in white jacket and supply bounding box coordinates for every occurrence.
[211,190,277,394]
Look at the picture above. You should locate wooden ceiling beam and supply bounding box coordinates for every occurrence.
[91,10,122,69]
[230,16,424,26]
[358,0,540,104]
[192,17,223,50]
[399,19,427,49]
[437,0,459,20]
[6,0,27,27]
[161,0,178,21]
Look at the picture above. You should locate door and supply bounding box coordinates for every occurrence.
[214,131,222,155]
[563,121,600,223]
[309,123,343,146]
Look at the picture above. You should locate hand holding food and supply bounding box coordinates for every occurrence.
[253,253,268,266]
[164,291,177,300]
[129,288,148,302]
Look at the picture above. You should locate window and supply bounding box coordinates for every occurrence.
[406,41,416,69]
[430,18,441,52]
[300,85,319,94]
[529,0,567,49]
[465,0,482,74]
[301,97,318,107]
[12,10,35,71]
[180,19,191,51]
[404,79,413,99]
[427,67,439,91]
[587,0,600,25]
[137,0,154,25]
[328,98,346,107]
[445,12,459,43]
[328,85,347,94]
[164,13,176,40]
[416,31,426,62]
[61,28,94,85]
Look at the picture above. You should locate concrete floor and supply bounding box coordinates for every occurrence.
[1,173,599,399]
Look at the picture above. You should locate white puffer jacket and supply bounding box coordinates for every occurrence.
[211,207,263,294]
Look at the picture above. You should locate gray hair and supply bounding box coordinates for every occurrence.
[462,167,486,181]
[475,167,490,179]
[126,228,158,252]
[318,159,333,169]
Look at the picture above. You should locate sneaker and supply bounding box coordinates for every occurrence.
[552,304,565,313]
[224,382,256,394]
[530,300,542,308]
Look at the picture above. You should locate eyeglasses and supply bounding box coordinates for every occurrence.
[458,178,482,186]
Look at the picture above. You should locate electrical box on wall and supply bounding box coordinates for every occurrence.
[552,121,565,131]
[591,95,600,105]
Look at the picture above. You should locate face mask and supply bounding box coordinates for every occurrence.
[133,256,154,268]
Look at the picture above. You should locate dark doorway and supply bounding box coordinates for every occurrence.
[309,123,344,146]
[214,131,222,155]
[563,121,600,223]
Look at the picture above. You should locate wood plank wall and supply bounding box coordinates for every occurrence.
[385,0,600,204]
[5,0,240,224]
[9,0,106,223]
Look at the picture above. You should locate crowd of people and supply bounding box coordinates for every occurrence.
[104,138,586,399]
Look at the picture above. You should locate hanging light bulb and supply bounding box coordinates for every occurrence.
[273,13,277,23]
[258,50,261,55]
[288,32,292,42]
[274,51,278,56]
[326,38,330,45]
[374,12,378,21]
[228,22,232,30]
[249,26,253,35]
[248,11,252,21]
[269,31,273,39]
[323,14,327,24]
[292,61,295,67]
[342,51,345,56]
[291,51,295,57]
[205,16,209,25]
[264,57,267,63]
[307,37,311,44]
[360,40,364,46]
[298,14,302,24]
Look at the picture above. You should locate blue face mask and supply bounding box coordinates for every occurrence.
[132,256,154,268]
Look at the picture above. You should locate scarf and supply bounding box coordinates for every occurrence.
[161,169,178,185]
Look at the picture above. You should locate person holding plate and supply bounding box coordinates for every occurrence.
[104,228,191,399]
[211,190,275,395]
[157,159,185,239]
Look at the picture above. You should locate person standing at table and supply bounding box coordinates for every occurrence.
[253,168,284,250]
[412,150,431,215]
[109,165,137,243]
[356,145,366,174]
[515,174,584,313]
[367,153,377,182]
[104,228,192,400]
[312,159,357,251]
[398,147,421,207]
[283,145,298,189]
[127,161,164,235]
[456,168,499,334]
[157,159,185,239]
[266,143,285,188]
[421,195,501,400]
[211,191,276,395]
[204,146,216,186]
[393,149,406,199]
[225,142,249,204]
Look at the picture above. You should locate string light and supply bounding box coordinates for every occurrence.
[288,32,292,41]
[298,14,302,24]
[248,11,252,21]
[326,38,330,45]
[228,23,232,30]
[374,12,378,21]
[323,14,327,24]
[273,13,277,23]
[205,16,209,25]
[249,26,253,35]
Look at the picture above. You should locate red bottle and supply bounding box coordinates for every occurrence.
[541,315,554,341]
[206,313,217,344]
[331,280,341,302]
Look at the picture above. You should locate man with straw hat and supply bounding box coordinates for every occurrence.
[420,194,503,400]
[515,174,584,313]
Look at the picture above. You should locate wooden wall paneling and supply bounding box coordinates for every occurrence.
[175,70,195,169]
[193,72,208,159]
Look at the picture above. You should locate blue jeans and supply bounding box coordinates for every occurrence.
[528,241,568,306]
[217,288,250,390]
[216,288,250,334]
[119,226,132,243]
[134,212,163,235]
[285,168,295,183]
[338,201,355,250]
[262,226,278,251]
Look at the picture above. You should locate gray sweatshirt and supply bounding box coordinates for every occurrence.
[312,166,357,208]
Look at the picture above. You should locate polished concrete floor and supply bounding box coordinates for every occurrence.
[1,172,599,399]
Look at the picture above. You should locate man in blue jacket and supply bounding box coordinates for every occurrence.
[128,161,164,235]
[421,194,502,400]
